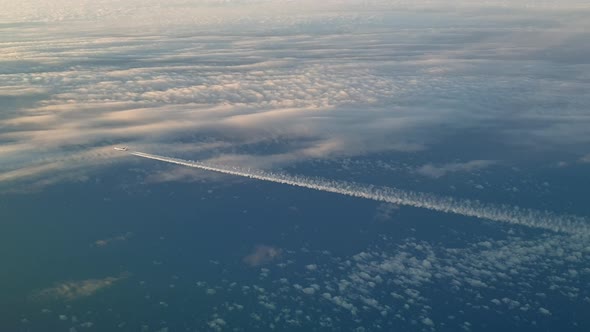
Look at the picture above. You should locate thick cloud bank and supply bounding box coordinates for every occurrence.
[1,0,589,189]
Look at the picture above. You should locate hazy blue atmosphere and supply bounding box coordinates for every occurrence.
[1,1,589,331]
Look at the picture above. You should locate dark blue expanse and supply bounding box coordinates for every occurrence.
[1,155,589,332]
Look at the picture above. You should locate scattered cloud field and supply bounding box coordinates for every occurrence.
[24,231,589,331]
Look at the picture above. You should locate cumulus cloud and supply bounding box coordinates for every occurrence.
[329,233,589,323]
[232,233,576,329]
[93,232,133,247]
[207,317,227,332]
[219,232,580,330]
[243,245,282,267]
[22,230,589,330]
[538,307,552,316]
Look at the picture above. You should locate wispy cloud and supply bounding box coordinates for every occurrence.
[243,245,282,267]
[92,232,133,248]
[416,160,497,179]
[31,273,129,301]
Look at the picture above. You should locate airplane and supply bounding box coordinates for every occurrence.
[114,146,128,151]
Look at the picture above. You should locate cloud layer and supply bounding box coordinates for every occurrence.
[1,0,589,189]
[22,231,589,330]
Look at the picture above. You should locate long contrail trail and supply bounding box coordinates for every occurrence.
[127,150,590,236]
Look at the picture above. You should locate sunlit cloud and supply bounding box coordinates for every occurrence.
[243,245,282,267]
[1,0,589,190]
[31,273,130,301]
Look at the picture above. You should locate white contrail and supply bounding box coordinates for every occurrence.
[129,150,590,236]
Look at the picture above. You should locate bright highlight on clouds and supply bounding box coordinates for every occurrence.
[1,0,589,190]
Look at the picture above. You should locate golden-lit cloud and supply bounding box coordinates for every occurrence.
[243,245,282,267]
[1,0,588,191]
[31,273,130,301]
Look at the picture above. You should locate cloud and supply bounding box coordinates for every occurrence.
[31,273,129,301]
[208,317,227,332]
[0,146,127,193]
[374,203,400,221]
[539,307,552,316]
[22,230,588,330]
[92,232,133,247]
[1,0,589,190]
[143,166,228,184]
[243,245,282,267]
[416,160,497,178]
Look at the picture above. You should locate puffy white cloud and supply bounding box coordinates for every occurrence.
[538,307,552,315]
[207,317,227,332]
[301,287,316,295]
[422,317,435,327]
[255,232,588,329]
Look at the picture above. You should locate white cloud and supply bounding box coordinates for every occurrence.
[538,307,552,315]
[422,317,435,327]
[207,317,227,332]
[1,0,588,190]
[92,232,133,247]
[264,231,589,329]
[301,287,316,295]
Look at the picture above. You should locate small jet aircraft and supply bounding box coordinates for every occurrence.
[113,146,128,151]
